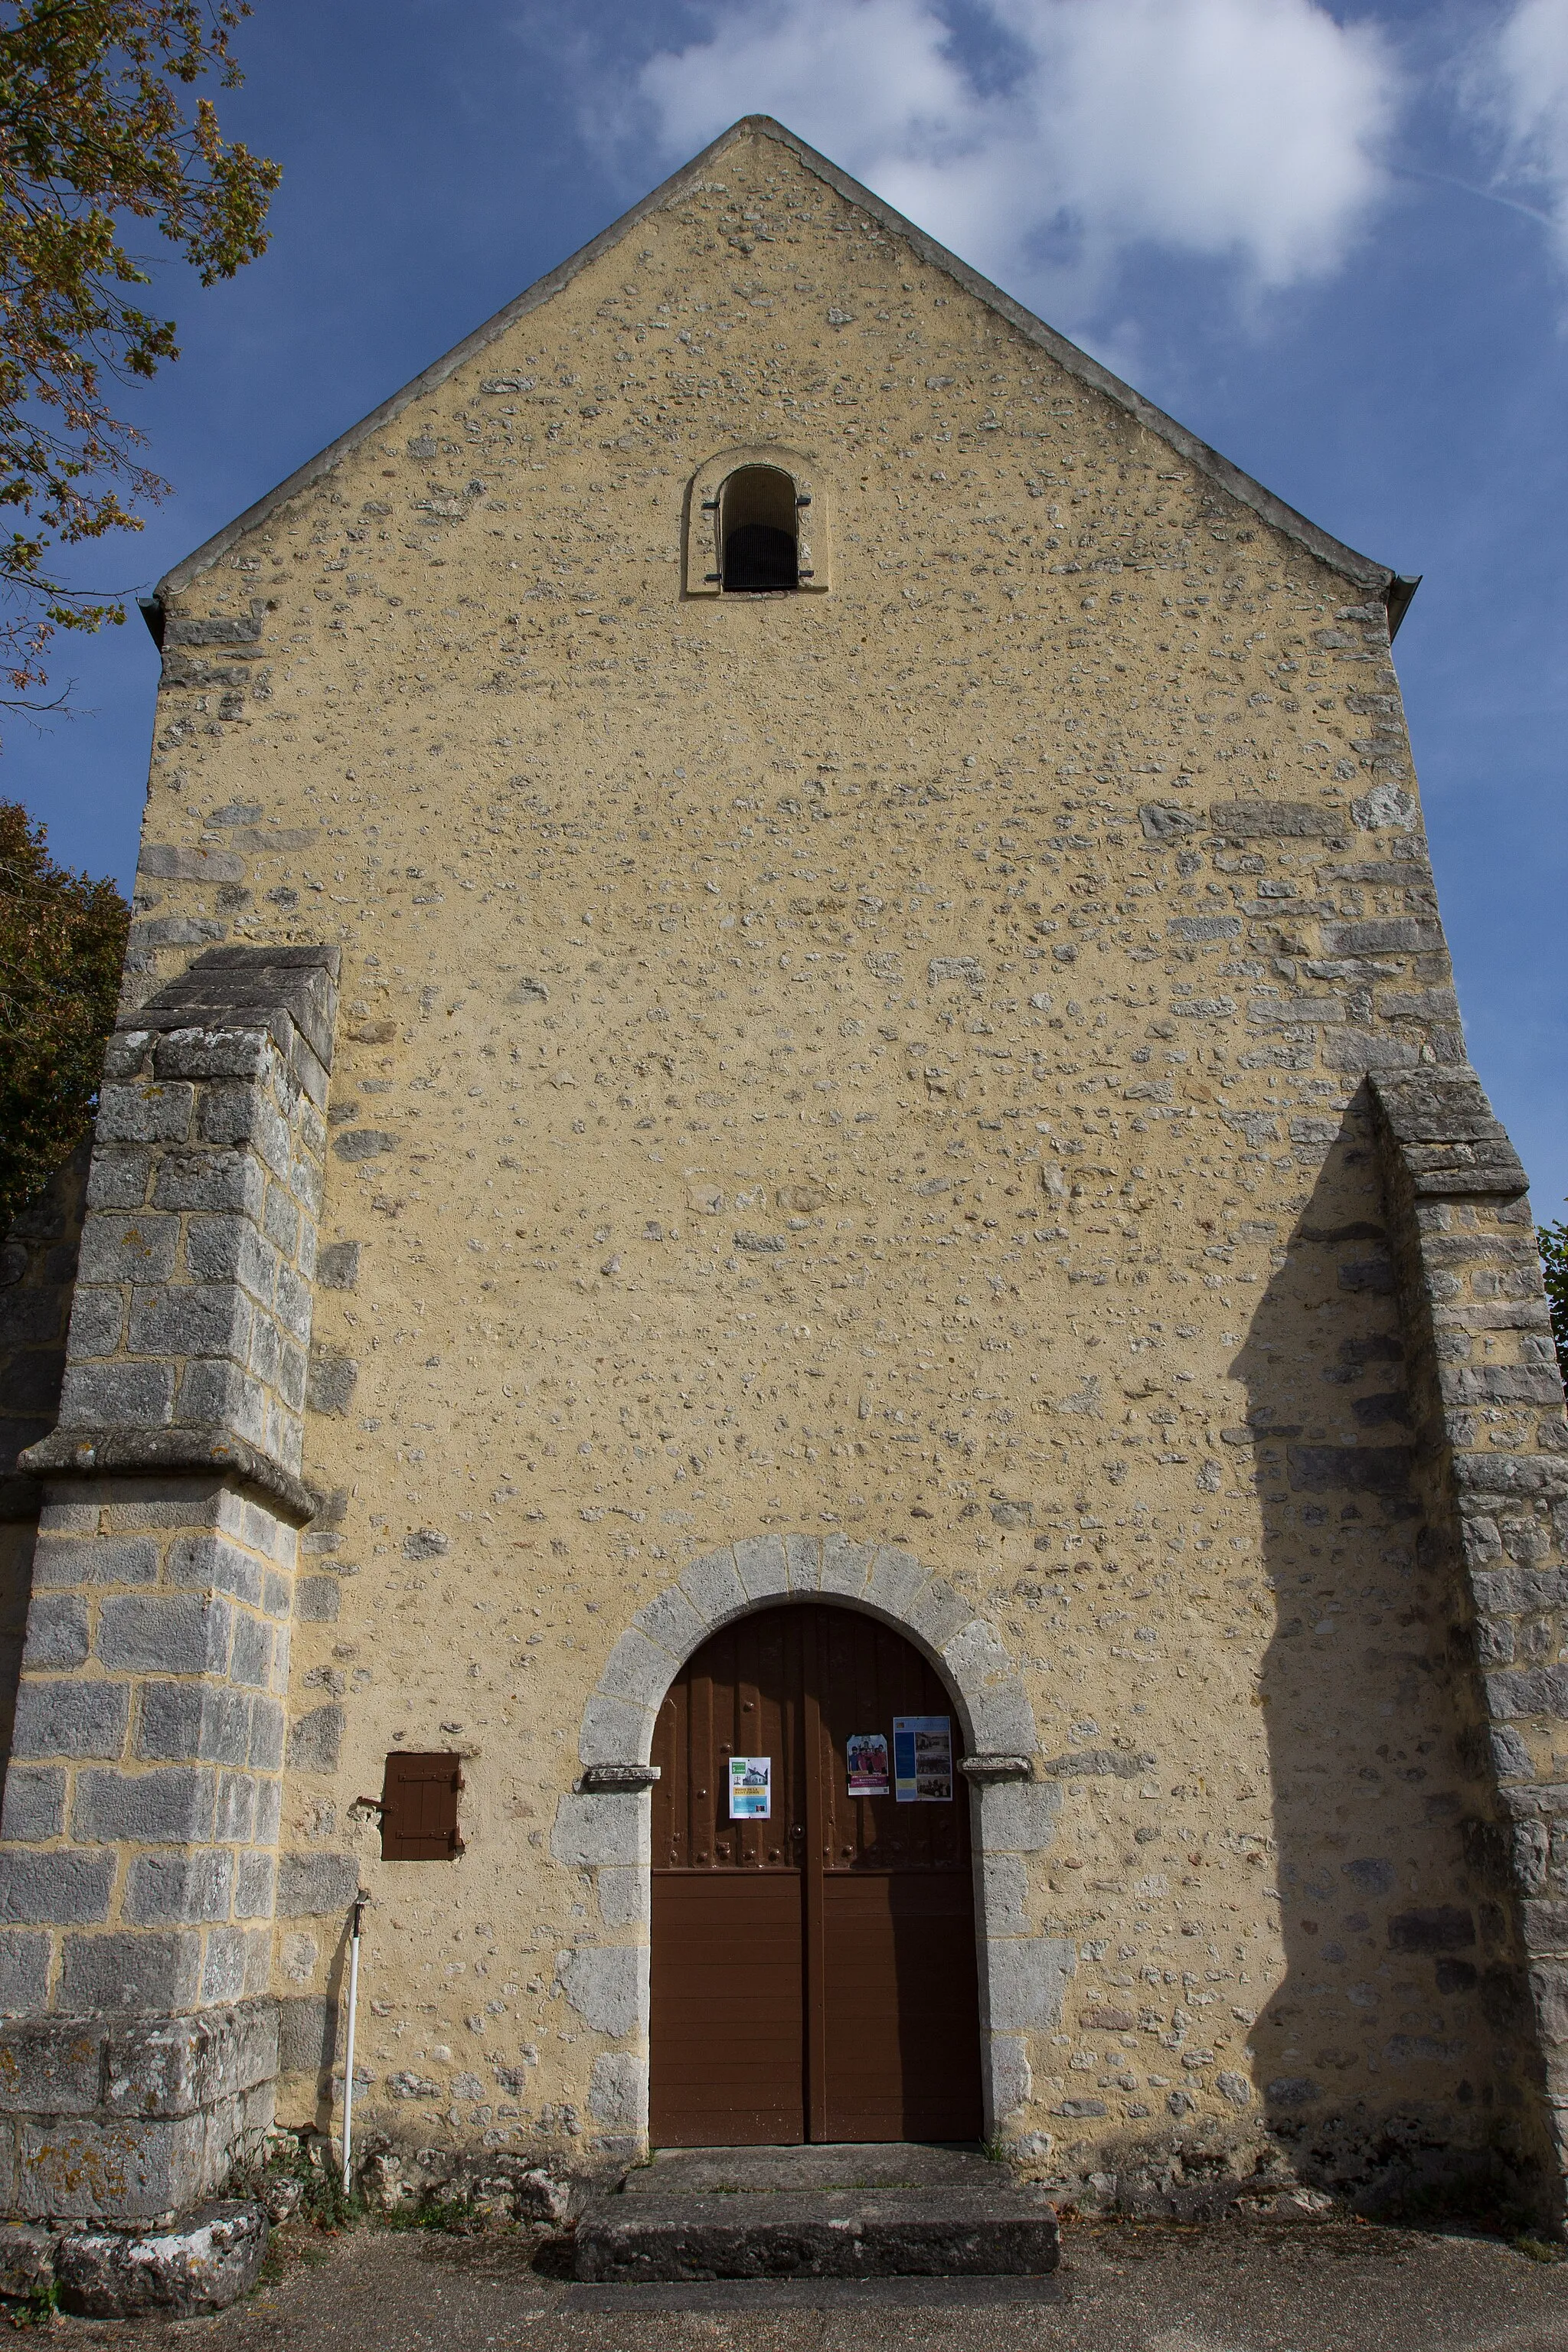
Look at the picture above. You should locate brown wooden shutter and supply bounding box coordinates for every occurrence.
[379,1752,464,1860]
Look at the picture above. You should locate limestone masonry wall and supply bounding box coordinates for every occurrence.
[2,120,1565,2222]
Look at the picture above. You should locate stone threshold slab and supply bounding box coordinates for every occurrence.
[573,2184,1061,2281]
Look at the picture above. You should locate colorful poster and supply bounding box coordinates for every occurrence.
[893,1715,954,1803]
[727,1755,772,1818]
[846,1732,890,1797]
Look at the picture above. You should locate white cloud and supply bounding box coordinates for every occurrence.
[635,0,1400,315]
[1481,0,1568,260]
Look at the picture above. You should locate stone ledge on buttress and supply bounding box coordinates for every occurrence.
[1370,1070,1528,1198]
[14,1432,318,1527]
[126,946,341,1080]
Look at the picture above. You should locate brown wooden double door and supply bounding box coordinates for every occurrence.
[649,1603,982,2146]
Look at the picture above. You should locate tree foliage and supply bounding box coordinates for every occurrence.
[0,0,279,699]
[1542,1210,1568,1388]
[0,795,126,1227]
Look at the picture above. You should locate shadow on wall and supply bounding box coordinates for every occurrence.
[1234,1086,1523,2213]
[0,1143,90,1777]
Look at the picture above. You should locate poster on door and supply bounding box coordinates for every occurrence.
[728,1756,772,1818]
[845,1732,890,1797]
[893,1715,954,1803]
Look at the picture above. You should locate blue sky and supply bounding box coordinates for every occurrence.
[9,0,1568,1222]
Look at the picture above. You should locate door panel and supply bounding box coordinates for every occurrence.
[822,1873,983,2140]
[649,1602,982,2145]
[649,1872,805,2145]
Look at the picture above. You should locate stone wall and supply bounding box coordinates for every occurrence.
[8,118,1563,2221]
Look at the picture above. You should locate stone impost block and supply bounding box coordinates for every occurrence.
[630,1581,705,1660]
[128,1284,253,1364]
[554,1945,648,2040]
[0,1934,50,2017]
[552,1792,649,1870]
[820,1535,874,1597]
[58,1362,177,1430]
[30,1533,157,1589]
[906,1577,974,1653]
[579,1694,655,1769]
[283,1703,341,1773]
[985,1936,1074,2034]
[732,1533,789,1602]
[864,1545,927,1622]
[784,1532,822,1590]
[680,1547,746,1627]
[11,1680,129,1762]
[136,1681,252,1767]
[96,1594,234,1677]
[596,1628,675,1710]
[125,1850,234,1927]
[152,1150,266,1217]
[21,1592,90,1668]
[0,1849,115,1925]
[0,1769,66,1844]
[275,1852,357,1918]
[71,1767,217,1846]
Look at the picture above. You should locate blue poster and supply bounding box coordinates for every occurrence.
[892,1715,953,1803]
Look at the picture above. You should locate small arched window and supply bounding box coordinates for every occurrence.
[684,447,829,598]
[718,464,800,593]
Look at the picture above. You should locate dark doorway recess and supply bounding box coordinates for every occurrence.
[649,1602,982,2147]
[720,464,799,591]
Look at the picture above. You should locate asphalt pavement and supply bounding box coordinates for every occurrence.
[56,2212,1568,2352]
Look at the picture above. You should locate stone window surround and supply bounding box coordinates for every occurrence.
[682,446,832,599]
[553,1532,1070,2156]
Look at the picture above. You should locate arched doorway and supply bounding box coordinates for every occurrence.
[648,1602,983,2146]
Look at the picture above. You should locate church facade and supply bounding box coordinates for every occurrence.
[2,116,1566,2226]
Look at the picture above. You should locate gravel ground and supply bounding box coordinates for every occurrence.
[52,2213,1568,2352]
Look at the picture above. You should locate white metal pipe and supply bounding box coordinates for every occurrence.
[341,1893,367,2196]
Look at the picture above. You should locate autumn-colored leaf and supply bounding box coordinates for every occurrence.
[0,2,279,707]
[0,796,128,1224]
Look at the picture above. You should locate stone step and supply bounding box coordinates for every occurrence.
[574,2182,1060,2282]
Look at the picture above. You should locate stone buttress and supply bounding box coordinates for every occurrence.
[0,948,338,2221]
[1371,1072,1568,2222]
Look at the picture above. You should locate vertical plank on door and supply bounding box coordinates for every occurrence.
[649,1872,805,2145]
[801,1610,829,2143]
